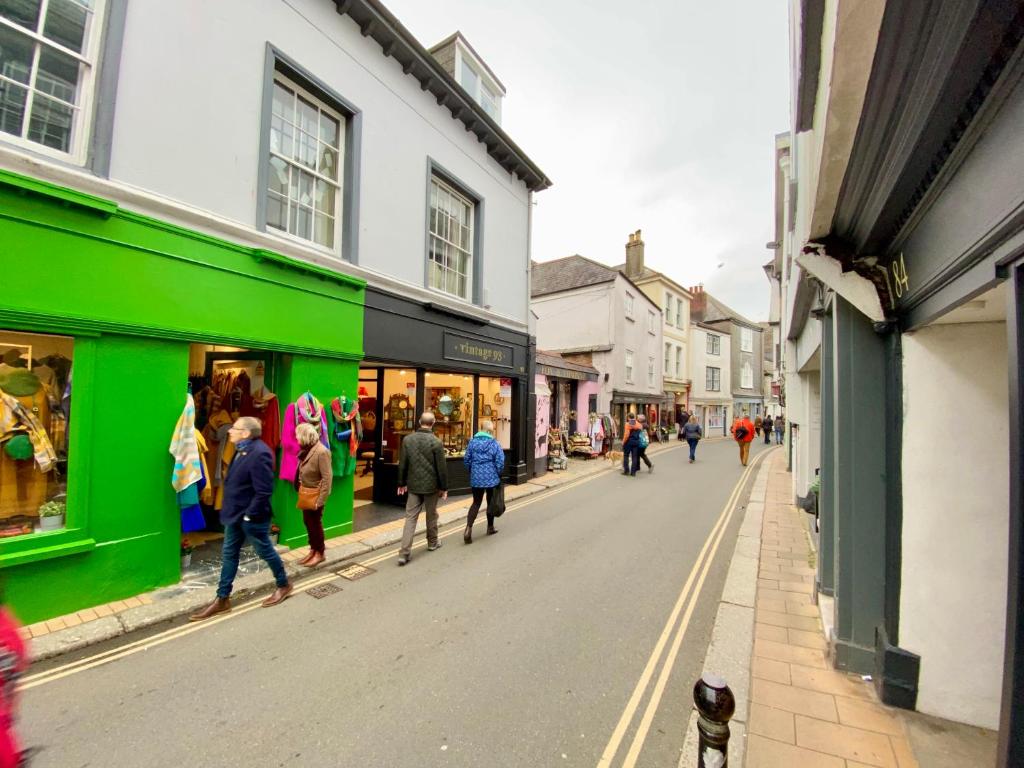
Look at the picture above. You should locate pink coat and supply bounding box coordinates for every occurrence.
[279,403,329,481]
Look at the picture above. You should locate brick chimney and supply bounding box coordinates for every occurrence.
[689,283,706,321]
[625,229,644,279]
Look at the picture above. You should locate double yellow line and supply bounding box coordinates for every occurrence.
[22,454,657,690]
[597,447,772,768]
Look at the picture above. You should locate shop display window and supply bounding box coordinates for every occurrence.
[381,369,417,464]
[0,330,73,537]
[478,376,512,449]
[353,370,378,504]
[424,372,475,457]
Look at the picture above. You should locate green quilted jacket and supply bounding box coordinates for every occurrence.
[397,429,448,494]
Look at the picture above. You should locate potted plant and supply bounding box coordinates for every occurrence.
[38,500,65,531]
[180,537,195,570]
[269,523,281,546]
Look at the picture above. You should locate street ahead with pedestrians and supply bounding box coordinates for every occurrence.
[19,438,772,768]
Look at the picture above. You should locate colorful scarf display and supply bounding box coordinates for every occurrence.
[169,394,202,492]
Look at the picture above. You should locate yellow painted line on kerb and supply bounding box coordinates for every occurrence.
[597,448,772,768]
[23,446,669,689]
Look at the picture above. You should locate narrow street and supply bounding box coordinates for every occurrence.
[20,438,772,768]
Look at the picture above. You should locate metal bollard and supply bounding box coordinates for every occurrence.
[693,674,735,768]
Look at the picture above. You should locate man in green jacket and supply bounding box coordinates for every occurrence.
[396,412,449,566]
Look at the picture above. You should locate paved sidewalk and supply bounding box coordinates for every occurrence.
[747,452,919,768]
[24,440,683,660]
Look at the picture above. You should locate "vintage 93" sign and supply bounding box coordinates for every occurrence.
[443,332,514,368]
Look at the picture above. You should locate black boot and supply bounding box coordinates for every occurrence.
[486,513,498,536]
[465,505,479,544]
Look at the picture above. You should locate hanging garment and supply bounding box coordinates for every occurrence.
[168,394,202,492]
[195,429,213,506]
[202,410,233,486]
[0,389,56,473]
[328,396,361,477]
[252,388,281,450]
[280,393,328,481]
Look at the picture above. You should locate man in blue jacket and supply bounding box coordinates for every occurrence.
[190,417,292,621]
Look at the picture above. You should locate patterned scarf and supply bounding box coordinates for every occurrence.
[296,392,324,425]
[0,390,57,473]
[169,394,202,492]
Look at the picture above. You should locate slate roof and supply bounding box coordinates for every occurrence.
[701,293,761,329]
[531,255,618,297]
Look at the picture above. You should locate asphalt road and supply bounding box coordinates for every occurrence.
[20,436,772,768]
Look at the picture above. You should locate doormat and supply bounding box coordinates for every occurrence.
[336,563,376,581]
[306,582,343,599]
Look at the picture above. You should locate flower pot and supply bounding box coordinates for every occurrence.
[39,514,64,531]
[180,553,192,570]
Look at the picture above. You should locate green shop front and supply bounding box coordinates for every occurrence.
[0,170,364,625]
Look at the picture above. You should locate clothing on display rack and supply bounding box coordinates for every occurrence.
[328,395,361,478]
[588,416,605,453]
[280,392,328,481]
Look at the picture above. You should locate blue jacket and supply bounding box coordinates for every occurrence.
[220,440,275,525]
[463,434,505,489]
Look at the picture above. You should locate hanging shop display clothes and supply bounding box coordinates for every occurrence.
[201,409,233,487]
[178,429,210,532]
[328,395,361,477]
[589,416,605,453]
[169,395,203,493]
[279,392,328,481]
[252,386,281,450]
[0,378,56,520]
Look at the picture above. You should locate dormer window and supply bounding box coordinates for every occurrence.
[430,32,505,125]
[459,58,500,122]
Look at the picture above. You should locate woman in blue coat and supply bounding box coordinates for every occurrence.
[463,420,505,544]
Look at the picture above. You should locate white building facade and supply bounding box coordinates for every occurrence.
[688,324,731,437]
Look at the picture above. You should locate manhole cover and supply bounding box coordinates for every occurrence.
[336,563,376,581]
[306,582,343,599]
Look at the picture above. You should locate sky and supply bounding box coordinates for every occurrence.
[386,0,791,322]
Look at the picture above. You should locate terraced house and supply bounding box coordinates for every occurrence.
[0,0,548,624]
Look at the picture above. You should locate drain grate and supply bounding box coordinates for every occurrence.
[336,563,376,581]
[306,582,343,599]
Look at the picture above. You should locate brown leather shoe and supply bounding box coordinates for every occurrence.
[189,597,231,622]
[297,551,315,566]
[261,583,293,607]
[304,552,325,568]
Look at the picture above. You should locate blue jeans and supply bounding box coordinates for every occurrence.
[622,444,639,475]
[686,438,699,461]
[216,519,289,599]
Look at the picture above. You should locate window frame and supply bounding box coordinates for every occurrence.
[706,333,720,355]
[676,299,683,328]
[647,310,656,334]
[424,159,484,305]
[624,292,634,319]
[664,292,672,323]
[647,356,655,387]
[706,366,721,392]
[625,349,634,384]
[257,45,362,263]
[741,360,754,389]
[0,0,108,164]
[741,327,753,352]
[664,342,671,375]
[675,345,682,379]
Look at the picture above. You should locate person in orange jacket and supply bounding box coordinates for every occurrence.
[731,412,756,466]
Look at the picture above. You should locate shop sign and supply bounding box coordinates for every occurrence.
[443,332,514,368]
[536,364,594,381]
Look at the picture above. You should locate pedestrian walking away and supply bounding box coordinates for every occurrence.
[190,416,292,621]
[621,412,642,476]
[676,409,688,441]
[462,420,505,544]
[754,414,763,437]
[730,412,756,467]
[636,414,654,473]
[775,415,785,445]
[396,412,448,565]
[294,422,333,569]
[682,414,703,463]
[762,414,773,445]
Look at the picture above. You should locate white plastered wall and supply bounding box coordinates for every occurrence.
[900,321,1008,728]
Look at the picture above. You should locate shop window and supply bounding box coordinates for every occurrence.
[424,371,475,457]
[478,376,512,450]
[381,369,417,465]
[0,0,104,161]
[353,370,378,506]
[428,175,475,301]
[0,330,73,537]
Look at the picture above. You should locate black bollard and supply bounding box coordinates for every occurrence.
[693,674,735,768]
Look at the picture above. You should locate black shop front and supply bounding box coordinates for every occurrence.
[355,288,531,510]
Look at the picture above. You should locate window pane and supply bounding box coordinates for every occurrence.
[294,128,316,170]
[460,60,477,93]
[43,0,89,54]
[269,114,293,157]
[0,81,27,136]
[0,0,41,31]
[318,142,338,180]
[272,81,292,118]
[266,191,286,231]
[267,155,288,196]
[0,24,34,85]
[291,203,312,240]
[313,212,334,248]
[319,111,339,148]
[314,178,336,215]
[296,169,314,206]
[296,94,317,135]
[27,93,72,151]
[0,329,74,536]
[36,47,79,104]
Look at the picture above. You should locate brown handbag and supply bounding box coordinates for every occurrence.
[296,485,320,511]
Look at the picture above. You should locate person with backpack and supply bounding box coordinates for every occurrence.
[636,414,654,473]
[682,414,703,463]
[731,412,756,466]
[463,420,505,544]
[762,414,774,445]
[621,412,642,477]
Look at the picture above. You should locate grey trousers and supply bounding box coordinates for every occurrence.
[399,492,439,557]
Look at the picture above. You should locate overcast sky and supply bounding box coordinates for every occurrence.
[387,0,790,321]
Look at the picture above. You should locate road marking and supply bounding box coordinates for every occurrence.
[23,443,684,689]
[596,448,772,768]
[620,448,774,768]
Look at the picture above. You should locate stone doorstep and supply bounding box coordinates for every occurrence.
[26,442,678,660]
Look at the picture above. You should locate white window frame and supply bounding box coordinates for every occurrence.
[741,327,753,352]
[706,366,721,392]
[625,350,634,384]
[676,299,683,328]
[0,0,106,164]
[664,293,672,322]
[675,345,682,379]
[664,342,671,375]
[624,292,634,319]
[647,310,656,334]
[455,45,501,123]
[741,360,754,389]
[647,356,655,386]
[265,72,345,254]
[427,175,475,301]
[706,334,720,355]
